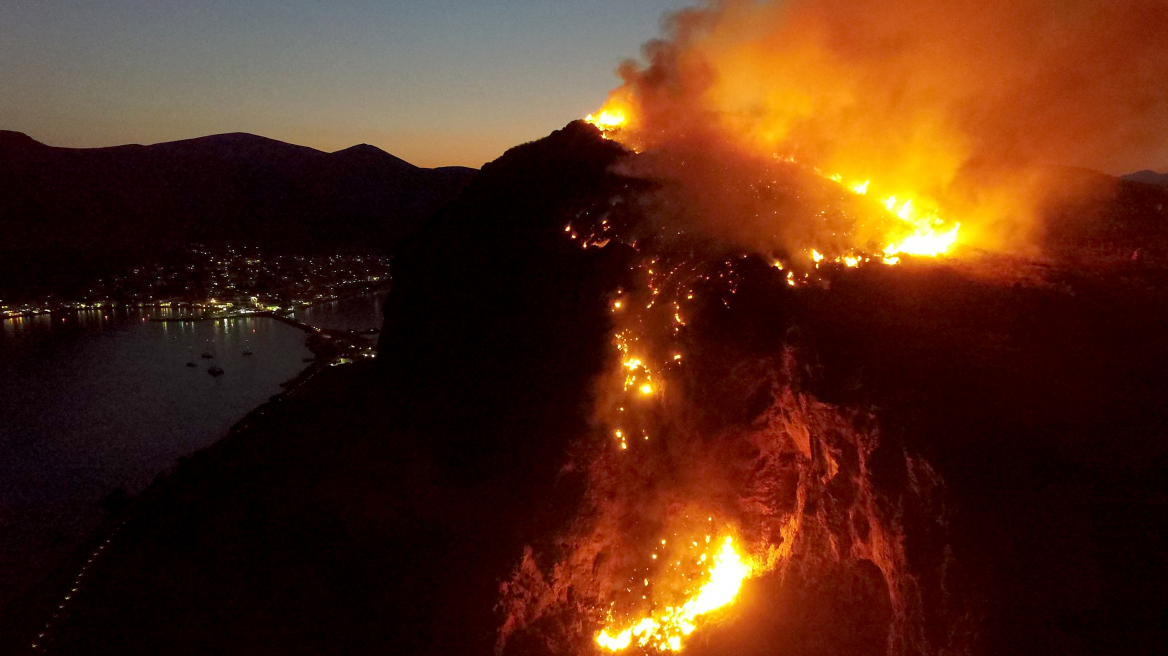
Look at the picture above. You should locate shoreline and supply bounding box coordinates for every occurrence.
[1,353,339,652]
[2,286,390,323]
[149,288,389,325]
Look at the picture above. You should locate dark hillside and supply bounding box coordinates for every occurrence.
[378,120,638,480]
[1122,169,1168,188]
[1041,168,1168,262]
[11,122,1168,656]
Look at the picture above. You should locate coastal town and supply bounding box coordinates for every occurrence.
[0,245,392,320]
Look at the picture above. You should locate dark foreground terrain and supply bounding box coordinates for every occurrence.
[2,361,566,655]
[5,123,1168,655]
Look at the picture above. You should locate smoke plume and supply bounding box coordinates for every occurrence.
[601,0,1168,255]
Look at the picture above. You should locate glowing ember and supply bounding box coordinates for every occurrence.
[596,537,753,652]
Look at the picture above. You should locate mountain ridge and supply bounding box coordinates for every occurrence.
[0,130,470,170]
[1122,169,1168,188]
[0,130,476,300]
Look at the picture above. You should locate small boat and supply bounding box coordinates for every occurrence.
[242,349,254,356]
[207,366,224,377]
[201,352,213,359]
[186,362,198,368]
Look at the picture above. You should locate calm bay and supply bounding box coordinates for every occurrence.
[0,294,384,610]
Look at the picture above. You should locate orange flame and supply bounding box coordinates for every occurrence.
[586,109,628,132]
[596,537,754,652]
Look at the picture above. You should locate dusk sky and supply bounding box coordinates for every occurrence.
[1,0,693,168]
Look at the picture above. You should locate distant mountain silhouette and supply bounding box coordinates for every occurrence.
[1123,169,1168,188]
[1033,166,1168,261]
[0,130,476,299]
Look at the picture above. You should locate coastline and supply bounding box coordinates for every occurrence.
[1,350,557,656]
[1,353,336,652]
[2,284,391,324]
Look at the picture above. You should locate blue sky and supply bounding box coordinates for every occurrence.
[0,0,695,167]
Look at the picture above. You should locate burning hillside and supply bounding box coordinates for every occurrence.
[485,116,1168,656]
[12,5,1168,656]
[492,2,1168,654]
[494,137,959,655]
[31,117,1168,656]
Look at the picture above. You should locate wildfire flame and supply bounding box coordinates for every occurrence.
[877,195,960,257]
[596,537,753,652]
[585,109,629,133]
